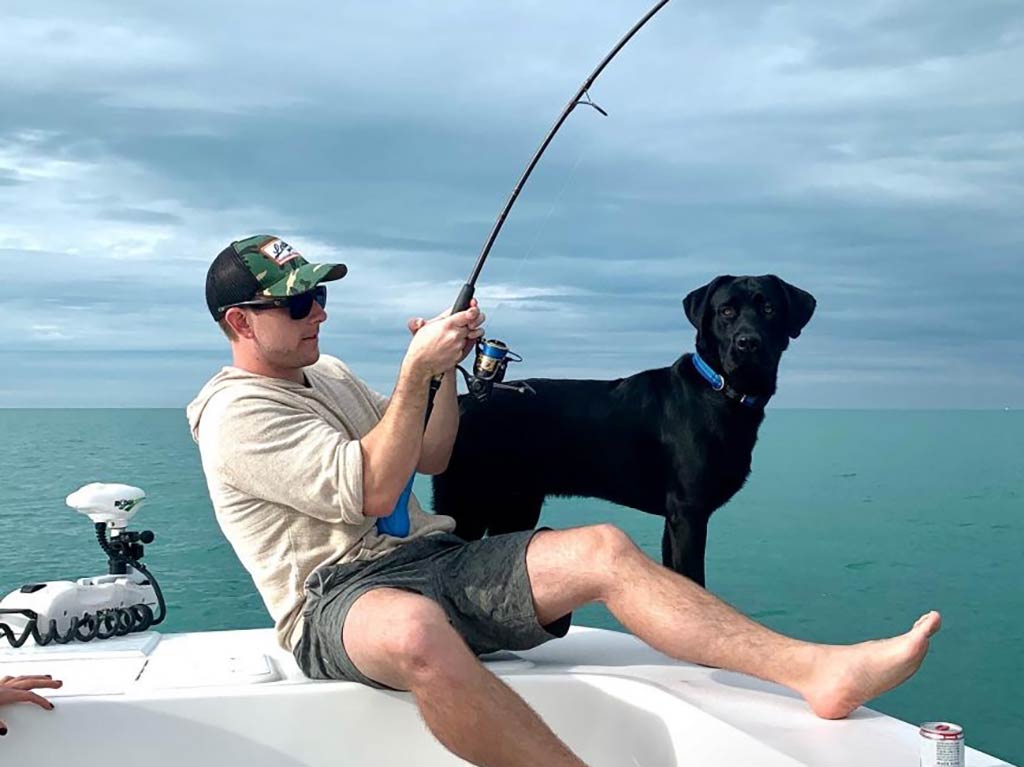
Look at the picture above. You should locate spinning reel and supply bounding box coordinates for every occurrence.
[457,338,535,403]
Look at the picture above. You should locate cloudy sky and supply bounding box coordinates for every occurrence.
[1,0,1021,408]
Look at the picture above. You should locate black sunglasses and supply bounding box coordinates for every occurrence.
[219,284,327,320]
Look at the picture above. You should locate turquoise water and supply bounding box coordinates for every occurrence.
[0,408,1020,763]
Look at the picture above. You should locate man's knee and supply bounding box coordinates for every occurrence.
[391,603,459,677]
[358,593,466,683]
[526,524,642,620]
[564,524,640,590]
[530,524,638,578]
[583,523,638,566]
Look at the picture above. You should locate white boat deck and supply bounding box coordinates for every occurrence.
[0,626,1013,766]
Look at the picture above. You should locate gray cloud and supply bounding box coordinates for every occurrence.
[804,0,1024,69]
[99,208,185,225]
[1,0,1021,408]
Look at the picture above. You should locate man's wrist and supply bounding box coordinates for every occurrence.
[400,357,435,387]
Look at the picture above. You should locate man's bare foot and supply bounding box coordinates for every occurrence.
[804,611,942,719]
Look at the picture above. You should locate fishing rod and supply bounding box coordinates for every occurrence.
[427,0,673,415]
[379,0,673,537]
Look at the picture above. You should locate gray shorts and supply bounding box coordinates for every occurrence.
[293,530,572,688]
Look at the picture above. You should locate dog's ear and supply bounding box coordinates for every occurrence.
[683,275,735,331]
[766,275,816,339]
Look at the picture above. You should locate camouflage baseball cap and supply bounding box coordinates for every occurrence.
[206,235,347,320]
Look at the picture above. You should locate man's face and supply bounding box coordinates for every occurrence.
[242,296,327,371]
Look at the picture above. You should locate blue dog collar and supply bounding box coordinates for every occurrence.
[691,351,760,408]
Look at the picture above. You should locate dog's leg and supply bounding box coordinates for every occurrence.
[688,520,708,587]
[661,512,708,587]
[486,492,545,537]
[432,473,490,540]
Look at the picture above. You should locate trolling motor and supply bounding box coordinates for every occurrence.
[0,483,166,648]
[458,338,535,403]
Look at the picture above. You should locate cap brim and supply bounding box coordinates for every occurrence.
[262,262,347,297]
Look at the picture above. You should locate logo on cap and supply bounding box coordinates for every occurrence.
[258,238,302,266]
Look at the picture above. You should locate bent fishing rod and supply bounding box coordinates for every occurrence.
[379,0,673,537]
[426,0,673,418]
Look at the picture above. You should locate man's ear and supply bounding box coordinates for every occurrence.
[683,275,735,331]
[224,307,255,339]
[766,275,816,339]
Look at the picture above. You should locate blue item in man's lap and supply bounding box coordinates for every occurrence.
[376,474,414,537]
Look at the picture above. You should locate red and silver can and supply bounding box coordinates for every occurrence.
[920,722,964,767]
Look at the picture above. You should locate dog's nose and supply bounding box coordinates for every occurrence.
[735,334,761,353]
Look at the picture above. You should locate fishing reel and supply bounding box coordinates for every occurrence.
[457,338,535,403]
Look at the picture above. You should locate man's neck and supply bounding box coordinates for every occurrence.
[231,349,306,385]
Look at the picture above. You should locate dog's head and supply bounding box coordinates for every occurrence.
[683,275,816,398]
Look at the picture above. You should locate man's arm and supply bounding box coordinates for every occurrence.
[358,361,432,517]
[418,368,458,475]
[406,303,483,476]
[359,304,482,516]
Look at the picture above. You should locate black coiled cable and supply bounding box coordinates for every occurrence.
[0,523,165,649]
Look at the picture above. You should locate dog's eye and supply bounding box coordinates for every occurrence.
[763,302,775,316]
[720,306,736,319]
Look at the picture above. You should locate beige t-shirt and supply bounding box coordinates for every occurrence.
[186,355,455,651]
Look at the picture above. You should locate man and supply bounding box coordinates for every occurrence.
[188,234,942,767]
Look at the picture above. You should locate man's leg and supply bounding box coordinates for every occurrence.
[525,524,941,719]
[343,587,588,767]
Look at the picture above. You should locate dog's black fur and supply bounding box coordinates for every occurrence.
[431,275,815,586]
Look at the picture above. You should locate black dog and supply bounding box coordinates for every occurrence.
[432,275,815,586]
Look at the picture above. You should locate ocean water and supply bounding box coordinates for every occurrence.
[0,408,1020,763]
